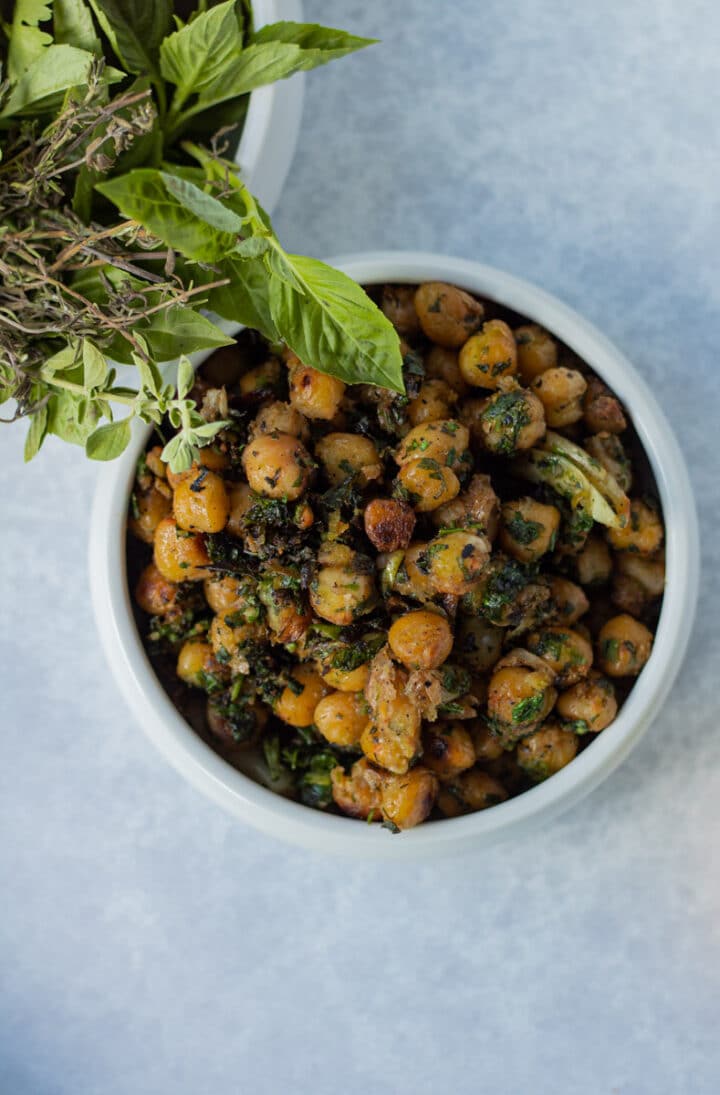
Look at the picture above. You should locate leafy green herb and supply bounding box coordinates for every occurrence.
[505,512,543,545]
[511,692,544,725]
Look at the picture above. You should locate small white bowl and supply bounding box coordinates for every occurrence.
[89,251,699,858]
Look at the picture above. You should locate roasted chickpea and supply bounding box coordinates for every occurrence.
[249,400,309,441]
[423,723,476,780]
[209,614,263,662]
[583,375,627,434]
[225,482,253,539]
[275,665,330,728]
[516,723,578,781]
[314,691,369,748]
[396,420,470,467]
[432,473,501,541]
[166,448,229,490]
[487,660,557,745]
[525,626,593,687]
[364,498,416,553]
[556,675,618,732]
[424,344,468,395]
[500,498,560,563]
[202,344,243,387]
[480,388,546,455]
[360,697,422,774]
[388,609,454,670]
[574,534,613,586]
[331,758,383,820]
[135,563,181,617]
[315,433,381,486]
[391,541,437,603]
[258,566,311,644]
[546,576,589,625]
[380,284,421,336]
[469,721,505,763]
[612,552,666,615]
[514,324,558,383]
[206,695,265,747]
[407,379,457,425]
[607,498,664,556]
[319,662,371,693]
[288,361,345,420]
[204,575,258,618]
[531,367,587,428]
[597,614,653,677]
[310,543,376,626]
[437,768,508,816]
[585,432,632,493]
[381,768,439,830]
[129,485,172,543]
[459,319,517,389]
[238,356,281,394]
[414,281,484,348]
[455,615,504,672]
[153,517,209,582]
[177,639,223,689]
[395,458,460,513]
[241,431,315,500]
[467,553,552,634]
[420,530,491,595]
[173,469,229,534]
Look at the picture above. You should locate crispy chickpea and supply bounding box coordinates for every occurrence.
[314,691,369,748]
[310,543,376,626]
[423,723,476,780]
[432,472,501,541]
[607,498,664,556]
[396,458,460,513]
[585,432,632,493]
[331,757,383,820]
[437,768,508,817]
[414,281,484,348]
[526,626,593,687]
[238,356,281,394]
[209,614,263,661]
[420,530,491,595]
[480,388,546,455]
[315,433,381,486]
[129,485,172,543]
[556,675,618,733]
[225,482,253,539]
[391,541,436,603]
[455,615,504,672]
[288,361,345,420]
[407,379,458,426]
[319,662,371,693]
[258,566,311,644]
[514,324,558,383]
[364,498,416,553]
[597,614,653,677]
[176,639,223,689]
[360,700,421,774]
[388,609,454,670]
[204,575,257,618]
[165,448,228,490]
[612,552,666,615]
[470,721,505,763]
[459,319,517,389]
[241,431,315,500]
[500,498,561,564]
[381,768,439,830]
[250,400,309,441]
[275,665,330,728]
[583,374,627,434]
[547,576,589,625]
[206,696,265,747]
[153,517,209,582]
[395,420,470,467]
[135,563,181,618]
[531,367,587,428]
[516,723,578,781]
[381,284,421,336]
[574,533,613,586]
[487,661,557,744]
[424,344,468,395]
[173,469,229,534]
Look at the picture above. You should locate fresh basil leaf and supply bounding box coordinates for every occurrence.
[53,0,101,54]
[82,339,108,389]
[193,41,304,109]
[24,404,49,462]
[176,355,195,399]
[7,0,53,81]
[200,255,280,338]
[86,417,132,460]
[86,0,172,77]
[160,172,245,234]
[251,21,376,69]
[159,0,243,109]
[1,44,122,117]
[143,306,234,361]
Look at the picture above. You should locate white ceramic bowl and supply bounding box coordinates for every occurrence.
[89,251,699,858]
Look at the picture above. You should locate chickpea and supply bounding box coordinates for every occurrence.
[585,432,632,493]
[202,344,243,387]
[583,374,627,434]
[250,400,309,441]
[238,356,281,394]
[176,639,224,689]
[455,615,504,673]
[204,575,257,618]
[135,563,181,617]
[391,541,437,603]
[395,458,460,513]
[288,361,345,420]
[153,517,209,582]
[574,533,613,586]
[530,367,587,428]
[612,552,666,615]
[226,482,253,539]
[173,469,229,534]
[420,530,491,595]
[381,284,421,336]
[314,691,369,748]
[129,484,172,543]
[331,757,383,820]
[388,609,454,670]
[209,614,264,661]
[480,388,546,455]
[395,420,470,467]
[466,553,552,633]
[206,695,265,747]
[437,768,508,817]
[424,344,469,395]
[487,662,557,745]
[315,433,381,487]
[597,614,653,677]
[546,576,589,625]
[310,543,376,626]
[607,498,664,556]
[459,319,518,389]
[407,379,457,425]
[556,675,618,733]
[258,566,311,644]
[241,431,315,500]
[469,721,505,763]
[516,723,578,781]
[381,768,439,830]
[414,281,484,348]
[166,448,228,490]
[500,498,561,563]
[361,663,422,775]
[459,396,489,447]
[514,324,558,383]
[275,664,330,728]
[525,626,593,687]
[319,662,371,693]
[423,723,476,780]
[364,498,416,553]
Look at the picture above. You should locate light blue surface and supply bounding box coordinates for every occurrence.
[2,2,719,1092]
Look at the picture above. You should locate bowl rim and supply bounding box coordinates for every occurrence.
[88,250,700,857]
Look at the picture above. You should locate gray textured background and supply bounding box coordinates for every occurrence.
[2,1,719,1092]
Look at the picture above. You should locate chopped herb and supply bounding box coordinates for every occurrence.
[505,512,543,545]
[511,692,545,724]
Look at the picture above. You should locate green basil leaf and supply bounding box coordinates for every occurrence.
[159,0,243,109]
[251,21,376,69]
[7,0,53,81]
[86,417,132,460]
[86,0,172,77]
[1,44,122,117]
[82,339,108,389]
[160,171,246,234]
[200,255,280,339]
[193,41,304,109]
[24,404,49,462]
[53,0,101,53]
[176,355,195,399]
[143,306,234,361]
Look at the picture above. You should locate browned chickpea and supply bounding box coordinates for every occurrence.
[407,379,457,425]
[166,449,228,490]
[459,319,518,389]
[432,472,501,541]
[275,665,330,728]
[288,361,345,420]
[424,344,469,396]
[388,609,454,670]
[258,565,312,644]
[381,284,421,336]
[546,576,590,625]
[238,356,281,394]
[173,469,229,534]
[241,431,315,500]
[395,458,460,513]
[314,691,369,748]
[209,614,264,662]
[331,758,383,820]
[585,432,632,493]
[153,517,209,582]
[129,485,172,543]
[206,695,265,747]
[249,400,309,441]
[556,675,618,733]
[204,575,257,618]
[530,367,587,428]
[310,543,376,626]
[202,344,243,387]
[362,660,422,775]
[423,723,476,780]
[525,626,593,687]
[480,388,546,455]
[437,768,508,816]
[315,433,381,486]
[420,530,491,595]
[611,552,666,615]
[226,482,253,539]
[597,614,653,677]
[459,396,489,447]
[390,541,437,603]
[487,659,557,744]
[135,563,181,617]
[454,615,504,672]
[381,768,439,830]
[514,324,558,383]
[583,374,627,434]
[364,498,416,553]
[574,534,613,586]
[469,721,505,763]
[177,639,224,689]
[414,282,484,348]
[607,498,664,556]
[319,662,371,693]
[500,498,561,563]
[516,722,578,781]
[395,420,470,467]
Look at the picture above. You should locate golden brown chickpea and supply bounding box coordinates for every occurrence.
[275,664,330,728]
[225,482,253,539]
[173,469,229,534]
[314,691,369,748]
[514,324,558,383]
[258,566,312,644]
[424,344,469,396]
[206,695,265,747]
[364,498,416,553]
[388,609,454,670]
[455,615,504,672]
[396,420,470,467]
[546,576,590,625]
[487,661,557,744]
[480,388,546,455]
[391,542,437,603]
[612,552,666,615]
[238,356,281,394]
[556,675,618,732]
[129,485,172,544]
[380,284,421,336]
[319,662,371,693]
[176,639,224,689]
[469,721,505,763]
[525,626,593,687]
[288,361,345,420]
[414,281,484,348]
[516,723,578,781]
[432,472,501,541]
[531,367,587,428]
[331,758,383,820]
[500,498,561,564]
[165,449,228,490]
[420,530,491,595]
[395,458,460,513]
[423,723,476,780]
[362,659,422,775]
[241,432,315,500]
[134,563,181,618]
[249,400,309,441]
[209,614,264,661]
[583,374,627,434]
[459,319,518,389]
[459,396,489,447]
[597,614,653,677]
[153,517,209,582]
[381,768,439,830]
[607,498,664,556]
[585,432,632,493]
[309,543,376,626]
[407,379,458,426]
[574,533,613,586]
[204,575,257,618]
[315,433,381,487]
[437,768,508,816]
